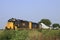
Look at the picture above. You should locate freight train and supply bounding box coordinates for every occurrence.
[5,18,39,30]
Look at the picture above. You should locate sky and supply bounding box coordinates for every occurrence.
[0,0,60,29]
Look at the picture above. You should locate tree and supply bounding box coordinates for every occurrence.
[39,19,51,26]
[52,23,60,28]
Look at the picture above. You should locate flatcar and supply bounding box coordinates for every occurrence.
[5,18,39,30]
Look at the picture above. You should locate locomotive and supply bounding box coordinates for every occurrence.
[5,18,39,30]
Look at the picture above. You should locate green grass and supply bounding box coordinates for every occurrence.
[0,29,60,40]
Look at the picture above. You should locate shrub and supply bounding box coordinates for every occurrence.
[10,29,28,40]
[0,30,15,40]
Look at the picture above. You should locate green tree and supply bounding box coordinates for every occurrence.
[39,19,51,26]
[52,23,60,28]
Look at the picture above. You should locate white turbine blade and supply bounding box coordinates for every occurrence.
[41,23,50,29]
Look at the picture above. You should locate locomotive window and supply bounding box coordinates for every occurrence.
[15,22,18,26]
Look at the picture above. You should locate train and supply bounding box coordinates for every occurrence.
[5,18,40,30]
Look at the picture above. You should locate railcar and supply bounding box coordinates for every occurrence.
[5,18,39,30]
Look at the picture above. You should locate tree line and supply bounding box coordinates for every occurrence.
[38,19,60,28]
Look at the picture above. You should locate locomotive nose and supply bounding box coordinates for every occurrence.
[5,22,14,29]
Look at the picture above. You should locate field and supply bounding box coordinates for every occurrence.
[0,29,60,40]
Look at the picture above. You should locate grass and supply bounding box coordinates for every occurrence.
[41,29,60,40]
[0,29,60,40]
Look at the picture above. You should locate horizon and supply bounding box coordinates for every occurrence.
[0,0,60,29]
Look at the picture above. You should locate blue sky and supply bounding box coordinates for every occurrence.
[0,0,60,29]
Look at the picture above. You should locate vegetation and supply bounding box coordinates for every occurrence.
[39,19,51,26]
[0,30,28,40]
[0,29,60,40]
[52,23,60,28]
